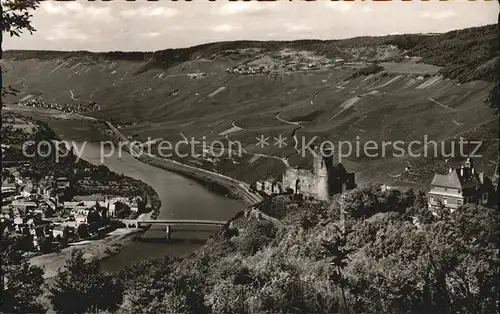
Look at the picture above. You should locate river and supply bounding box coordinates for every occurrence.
[7,107,247,272]
[73,141,245,272]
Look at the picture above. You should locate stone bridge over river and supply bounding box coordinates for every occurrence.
[119,219,228,239]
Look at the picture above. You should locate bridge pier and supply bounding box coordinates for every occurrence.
[165,224,171,240]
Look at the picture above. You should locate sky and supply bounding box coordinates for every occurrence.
[3,0,498,52]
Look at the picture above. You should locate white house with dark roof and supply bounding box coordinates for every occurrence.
[129,200,139,212]
[255,178,283,196]
[428,158,493,212]
[256,180,264,192]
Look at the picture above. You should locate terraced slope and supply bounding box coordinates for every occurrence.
[2,24,498,189]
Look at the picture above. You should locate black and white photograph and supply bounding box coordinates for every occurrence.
[1,0,499,313]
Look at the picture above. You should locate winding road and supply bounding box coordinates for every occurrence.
[105,121,263,204]
[3,74,27,90]
[275,112,304,152]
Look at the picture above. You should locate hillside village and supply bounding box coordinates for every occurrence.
[427,157,499,212]
[3,25,498,208]
[1,6,499,311]
[253,148,499,214]
[225,51,359,75]
[1,112,159,254]
[16,96,101,113]
[6,25,494,192]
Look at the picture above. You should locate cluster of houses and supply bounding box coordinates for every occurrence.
[221,55,359,77]
[221,54,379,78]
[115,121,143,129]
[1,165,142,252]
[2,172,59,251]
[166,89,180,97]
[2,172,70,222]
[1,144,11,158]
[11,216,59,251]
[280,59,350,72]
[285,62,319,72]
[226,59,344,76]
[19,97,100,113]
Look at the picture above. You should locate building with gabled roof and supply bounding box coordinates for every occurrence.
[55,177,70,191]
[428,158,494,212]
[282,147,355,201]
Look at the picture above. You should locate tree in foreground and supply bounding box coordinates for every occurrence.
[1,3,44,306]
[1,235,45,313]
[345,202,500,314]
[120,257,207,314]
[49,249,124,314]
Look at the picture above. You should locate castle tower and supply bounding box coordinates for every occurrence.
[313,150,327,176]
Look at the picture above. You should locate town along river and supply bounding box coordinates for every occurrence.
[8,107,246,272]
[70,142,245,272]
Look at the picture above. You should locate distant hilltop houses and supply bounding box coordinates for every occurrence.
[226,65,272,75]
[187,72,207,79]
[63,195,141,226]
[427,157,498,212]
[255,147,356,201]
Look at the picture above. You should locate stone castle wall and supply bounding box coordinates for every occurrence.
[282,168,329,200]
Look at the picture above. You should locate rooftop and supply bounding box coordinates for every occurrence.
[430,158,489,190]
[2,183,16,189]
[74,195,108,201]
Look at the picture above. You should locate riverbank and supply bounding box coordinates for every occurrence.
[100,119,263,205]
[30,227,144,280]
[138,154,263,205]
[29,204,158,280]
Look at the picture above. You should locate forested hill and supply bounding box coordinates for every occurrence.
[2,24,498,189]
[4,24,498,83]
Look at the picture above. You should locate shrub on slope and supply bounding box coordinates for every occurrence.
[113,185,499,314]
